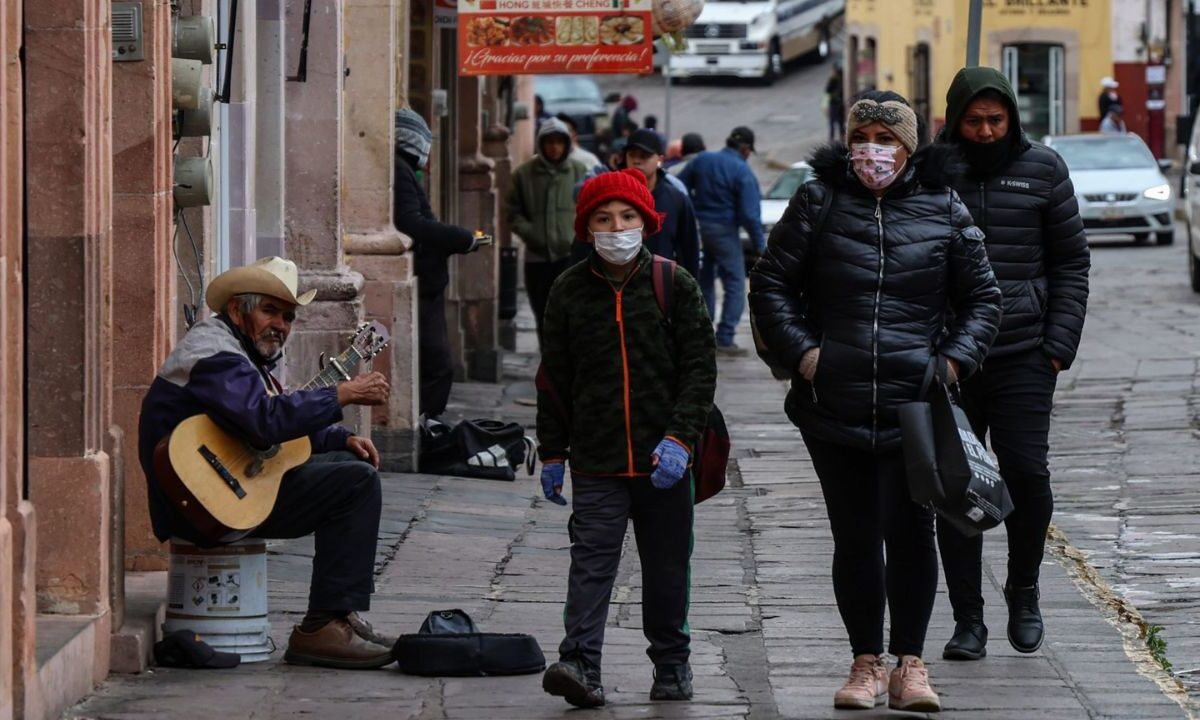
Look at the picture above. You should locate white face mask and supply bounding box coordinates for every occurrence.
[591,227,643,265]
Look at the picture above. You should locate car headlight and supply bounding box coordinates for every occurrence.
[1144,183,1172,201]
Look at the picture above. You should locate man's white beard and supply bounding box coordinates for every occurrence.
[254,334,284,360]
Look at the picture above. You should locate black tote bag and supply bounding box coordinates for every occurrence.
[898,376,1013,538]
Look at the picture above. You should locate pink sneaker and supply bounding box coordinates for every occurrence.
[888,655,941,712]
[833,654,888,710]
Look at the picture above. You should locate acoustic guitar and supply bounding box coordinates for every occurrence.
[154,322,390,545]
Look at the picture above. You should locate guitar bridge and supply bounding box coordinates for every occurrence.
[198,444,248,499]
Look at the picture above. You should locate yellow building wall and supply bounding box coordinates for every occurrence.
[846,0,1112,133]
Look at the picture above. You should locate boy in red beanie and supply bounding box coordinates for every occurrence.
[537,169,717,708]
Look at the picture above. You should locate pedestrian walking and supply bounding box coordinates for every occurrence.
[1098,76,1122,121]
[1099,104,1127,135]
[556,112,604,171]
[825,64,846,141]
[536,168,717,709]
[621,129,702,277]
[393,109,482,420]
[678,126,765,355]
[611,95,639,138]
[505,117,589,345]
[749,91,1002,713]
[666,132,706,175]
[935,67,1090,661]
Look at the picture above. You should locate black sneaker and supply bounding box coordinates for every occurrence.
[543,657,605,708]
[650,663,694,701]
[943,617,988,660]
[1005,583,1044,653]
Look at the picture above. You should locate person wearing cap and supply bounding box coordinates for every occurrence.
[749,90,1001,712]
[666,132,706,175]
[506,117,590,344]
[678,126,765,355]
[622,128,701,277]
[536,169,716,709]
[138,256,397,669]
[394,108,482,420]
[1100,103,1127,135]
[1098,76,1122,121]
[934,67,1089,663]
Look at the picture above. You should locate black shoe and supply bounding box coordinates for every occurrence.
[543,657,605,708]
[1005,583,1044,653]
[650,663,694,701]
[943,618,988,660]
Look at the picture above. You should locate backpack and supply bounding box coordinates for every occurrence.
[419,418,536,482]
[651,256,731,504]
[749,183,834,380]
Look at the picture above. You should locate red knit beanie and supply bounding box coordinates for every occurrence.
[574,168,663,242]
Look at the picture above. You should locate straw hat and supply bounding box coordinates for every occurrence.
[205,256,317,313]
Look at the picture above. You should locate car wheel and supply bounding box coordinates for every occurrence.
[762,41,783,85]
[1157,229,1175,246]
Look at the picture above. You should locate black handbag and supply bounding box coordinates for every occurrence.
[898,368,1013,538]
[391,609,546,677]
[419,418,535,482]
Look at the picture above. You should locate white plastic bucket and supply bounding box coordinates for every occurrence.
[164,538,271,663]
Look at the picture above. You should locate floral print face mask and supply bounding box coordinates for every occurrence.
[850,142,905,191]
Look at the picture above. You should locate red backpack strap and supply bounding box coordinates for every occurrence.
[650,255,676,321]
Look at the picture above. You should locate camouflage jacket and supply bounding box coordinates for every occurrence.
[536,249,717,476]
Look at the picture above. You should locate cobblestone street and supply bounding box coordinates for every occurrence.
[67,229,1200,719]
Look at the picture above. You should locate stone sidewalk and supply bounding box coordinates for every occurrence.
[70,309,1193,719]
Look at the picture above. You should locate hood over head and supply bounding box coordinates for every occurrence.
[536,117,573,161]
[943,66,1024,141]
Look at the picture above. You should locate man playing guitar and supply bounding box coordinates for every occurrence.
[138,257,395,669]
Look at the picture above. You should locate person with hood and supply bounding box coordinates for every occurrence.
[506,117,590,343]
[393,108,481,419]
[935,67,1089,662]
[749,91,1001,712]
[536,169,717,709]
[678,126,765,355]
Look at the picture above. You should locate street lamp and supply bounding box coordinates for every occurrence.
[966,0,983,67]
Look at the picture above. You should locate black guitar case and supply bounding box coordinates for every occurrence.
[391,609,546,677]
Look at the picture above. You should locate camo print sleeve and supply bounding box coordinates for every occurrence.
[535,279,573,463]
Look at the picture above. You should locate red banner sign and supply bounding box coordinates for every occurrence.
[458,0,654,76]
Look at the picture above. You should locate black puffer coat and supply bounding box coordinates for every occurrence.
[938,70,1090,367]
[749,143,1001,452]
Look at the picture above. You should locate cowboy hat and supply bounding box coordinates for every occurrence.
[205,256,317,312]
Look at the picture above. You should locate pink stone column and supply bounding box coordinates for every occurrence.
[343,0,421,470]
[23,0,115,636]
[113,0,175,575]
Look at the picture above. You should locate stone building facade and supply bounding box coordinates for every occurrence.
[1,0,516,716]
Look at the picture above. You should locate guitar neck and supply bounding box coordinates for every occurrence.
[299,347,365,390]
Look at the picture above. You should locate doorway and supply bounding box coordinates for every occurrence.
[1003,43,1065,138]
[910,42,931,131]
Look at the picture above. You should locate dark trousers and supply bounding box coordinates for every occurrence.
[937,350,1057,619]
[560,473,694,671]
[525,259,573,344]
[251,451,381,612]
[803,433,938,658]
[828,108,845,141]
[418,290,454,417]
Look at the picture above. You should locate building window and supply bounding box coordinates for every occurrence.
[1003,43,1066,138]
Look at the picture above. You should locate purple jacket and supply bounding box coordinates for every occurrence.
[138,315,351,542]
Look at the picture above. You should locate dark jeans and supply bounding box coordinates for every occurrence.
[560,473,693,671]
[803,433,938,658]
[525,258,573,345]
[937,349,1057,620]
[418,290,453,417]
[251,451,382,612]
[697,222,745,347]
[828,108,844,141]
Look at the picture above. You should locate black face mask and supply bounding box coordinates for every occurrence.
[961,133,1016,177]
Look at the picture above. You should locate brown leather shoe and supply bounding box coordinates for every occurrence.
[283,618,394,669]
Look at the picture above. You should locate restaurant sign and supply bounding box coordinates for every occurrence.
[458,0,653,76]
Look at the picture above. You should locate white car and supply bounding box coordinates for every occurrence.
[1044,133,1174,246]
[741,161,815,255]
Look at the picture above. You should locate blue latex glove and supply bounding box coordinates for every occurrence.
[540,461,568,506]
[650,438,690,490]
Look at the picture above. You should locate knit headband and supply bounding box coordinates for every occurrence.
[846,99,919,153]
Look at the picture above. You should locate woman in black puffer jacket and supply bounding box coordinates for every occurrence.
[749,91,1000,713]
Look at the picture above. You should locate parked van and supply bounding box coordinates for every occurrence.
[664,0,843,84]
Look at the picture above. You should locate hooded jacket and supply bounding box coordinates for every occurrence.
[506,118,590,262]
[939,67,1090,367]
[394,153,475,297]
[748,143,1001,452]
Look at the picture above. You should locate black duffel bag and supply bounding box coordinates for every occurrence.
[898,363,1013,538]
[391,609,546,677]
[419,418,535,482]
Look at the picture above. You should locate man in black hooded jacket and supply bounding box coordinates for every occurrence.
[935,67,1090,661]
[394,108,479,419]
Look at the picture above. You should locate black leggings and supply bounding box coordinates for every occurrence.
[803,433,938,658]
